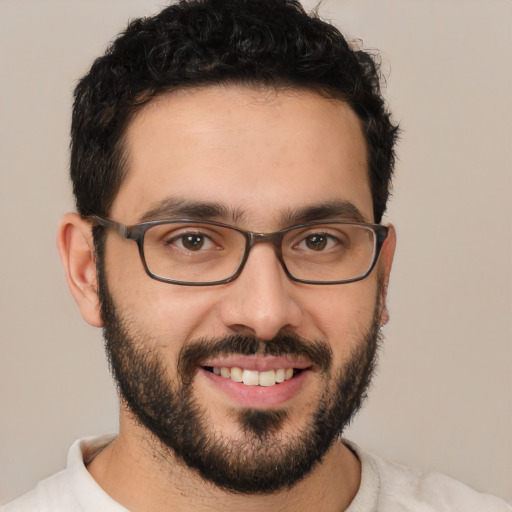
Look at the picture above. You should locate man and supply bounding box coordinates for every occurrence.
[2,0,510,510]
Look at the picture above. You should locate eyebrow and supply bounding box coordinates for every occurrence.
[280,200,369,225]
[139,197,246,224]
[138,197,368,226]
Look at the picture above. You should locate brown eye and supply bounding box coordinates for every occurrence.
[181,234,205,250]
[170,233,214,252]
[305,234,328,251]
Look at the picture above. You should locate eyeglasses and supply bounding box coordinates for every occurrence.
[91,215,388,286]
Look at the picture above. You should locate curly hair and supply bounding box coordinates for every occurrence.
[71,0,398,223]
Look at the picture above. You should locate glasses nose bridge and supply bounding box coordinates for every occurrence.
[245,230,286,265]
[248,230,284,249]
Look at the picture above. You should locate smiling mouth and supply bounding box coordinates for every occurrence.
[203,366,304,387]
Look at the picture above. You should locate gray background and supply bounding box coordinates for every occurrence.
[1,0,511,504]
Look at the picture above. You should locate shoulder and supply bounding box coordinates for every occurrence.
[1,434,124,512]
[0,470,76,512]
[345,440,512,512]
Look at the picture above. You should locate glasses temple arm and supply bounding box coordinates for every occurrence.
[91,215,130,238]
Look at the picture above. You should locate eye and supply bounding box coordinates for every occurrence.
[169,233,215,251]
[297,233,338,251]
[304,234,330,251]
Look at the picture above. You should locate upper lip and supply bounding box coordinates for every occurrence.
[201,355,312,372]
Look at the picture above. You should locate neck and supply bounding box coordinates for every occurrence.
[87,412,361,512]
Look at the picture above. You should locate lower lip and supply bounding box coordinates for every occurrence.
[199,368,309,408]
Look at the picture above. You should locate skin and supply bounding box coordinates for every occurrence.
[58,85,396,511]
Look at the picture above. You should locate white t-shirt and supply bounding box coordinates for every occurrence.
[2,435,511,511]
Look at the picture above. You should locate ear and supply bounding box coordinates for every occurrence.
[57,212,103,327]
[377,223,396,327]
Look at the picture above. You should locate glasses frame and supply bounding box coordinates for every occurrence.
[90,215,388,286]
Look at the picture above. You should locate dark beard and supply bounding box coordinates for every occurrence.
[98,265,382,494]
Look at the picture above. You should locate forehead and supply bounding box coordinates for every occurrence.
[113,85,372,227]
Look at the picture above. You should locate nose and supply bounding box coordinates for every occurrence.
[219,243,303,340]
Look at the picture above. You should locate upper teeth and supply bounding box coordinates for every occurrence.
[212,367,295,386]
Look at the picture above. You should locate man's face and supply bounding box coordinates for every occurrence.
[99,85,394,492]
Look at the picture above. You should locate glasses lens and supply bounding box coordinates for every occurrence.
[143,222,247,283]
[282,223,377,283]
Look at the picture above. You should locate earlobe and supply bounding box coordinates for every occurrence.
[378,224,397,327]
[57,212,103,327]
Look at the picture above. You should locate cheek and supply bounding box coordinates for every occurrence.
[304,279,378,359]
[105,244,223,349]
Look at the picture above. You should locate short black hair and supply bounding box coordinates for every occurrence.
[71,0,398,223]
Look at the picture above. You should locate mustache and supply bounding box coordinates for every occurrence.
[178,333,333,379]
